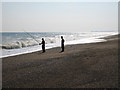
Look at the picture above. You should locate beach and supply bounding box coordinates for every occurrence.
[2,35,119,88]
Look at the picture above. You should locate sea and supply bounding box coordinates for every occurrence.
[0,32,118,58]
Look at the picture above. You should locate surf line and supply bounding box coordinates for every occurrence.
[23,30,40,44]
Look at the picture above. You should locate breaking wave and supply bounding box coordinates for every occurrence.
[1,32,118,50]
[1,36,59,49]
[1,41,38,49]
[0,32,118,58]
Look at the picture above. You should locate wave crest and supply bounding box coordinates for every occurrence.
[1,40,39,49]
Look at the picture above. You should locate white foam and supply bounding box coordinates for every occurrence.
[0,32,118,58]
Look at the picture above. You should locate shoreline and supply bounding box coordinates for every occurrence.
[1,33,118,59]
[2,34,118,88]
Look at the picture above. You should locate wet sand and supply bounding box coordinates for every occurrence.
[2,35,119,88]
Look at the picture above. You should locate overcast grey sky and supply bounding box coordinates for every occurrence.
[2,2,118,32]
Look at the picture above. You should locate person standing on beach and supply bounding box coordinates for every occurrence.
[39,38,45,53]
[61,36,65,52]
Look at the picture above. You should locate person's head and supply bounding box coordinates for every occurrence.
[42,38,44,41]
[61,36,63,39]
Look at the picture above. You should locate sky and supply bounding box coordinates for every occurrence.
[2,1,118,32]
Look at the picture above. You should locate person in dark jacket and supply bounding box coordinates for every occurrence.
[39,38,45,53]
[61,36,65,52]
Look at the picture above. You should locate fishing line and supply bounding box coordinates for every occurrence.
[23,30,40,44]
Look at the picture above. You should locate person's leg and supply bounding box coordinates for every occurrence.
[61,45,64,52]
[42,45,44,53]
[63,45,64,52]
[43,45,45,52]
[43,46,45,52]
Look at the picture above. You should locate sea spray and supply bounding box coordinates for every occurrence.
[1,32,118,58]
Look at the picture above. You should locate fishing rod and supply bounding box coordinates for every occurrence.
[23,30,40,44]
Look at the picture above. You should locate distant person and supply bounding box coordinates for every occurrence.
[61,36,65,52]
[39,38,45,53]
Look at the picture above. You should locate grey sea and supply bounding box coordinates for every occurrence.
[0,32,118,58]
